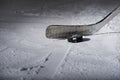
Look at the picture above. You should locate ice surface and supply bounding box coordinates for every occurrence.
[0,0,120,80]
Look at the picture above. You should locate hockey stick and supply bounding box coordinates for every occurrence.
[46,5,120,42]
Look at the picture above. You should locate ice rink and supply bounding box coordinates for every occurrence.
[0,0,120,80]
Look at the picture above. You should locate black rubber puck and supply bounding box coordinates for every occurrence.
[67,36,83,43]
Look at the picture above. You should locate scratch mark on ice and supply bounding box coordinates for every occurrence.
[52,44,73,78]
[35,52,53,74]
[20,52,53,74]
